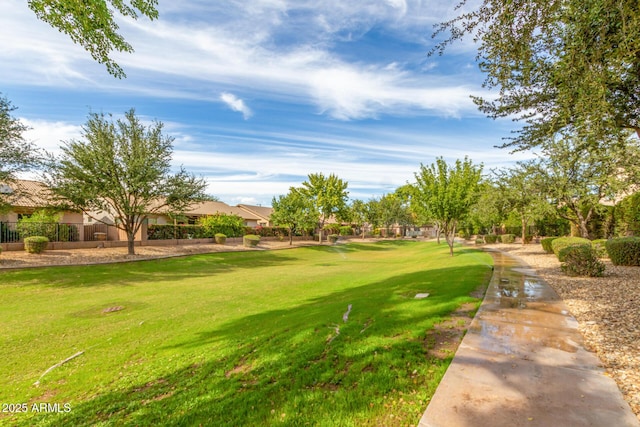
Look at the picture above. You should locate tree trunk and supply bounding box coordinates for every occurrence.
[289,227,293,246]
[521,216,527,245]
[127,233,136,255]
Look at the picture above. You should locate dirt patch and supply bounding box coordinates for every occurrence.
[425,303,477,360]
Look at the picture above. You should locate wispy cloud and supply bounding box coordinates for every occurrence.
[220,93,253,119]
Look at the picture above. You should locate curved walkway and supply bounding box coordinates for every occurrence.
[419,248,639,427]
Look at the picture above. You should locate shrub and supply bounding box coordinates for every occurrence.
[484,234,498,244]
[339,226,353,236]
[591,239,608,258]
[500,234,515,244]
[475,237,484,245]
[605,237,640,266]
[457,230,471,240]
[328,234,339,244]
[523,235,534,244]
[551,237,591,261]
[24,236,49,254]
[560,246,605,277]
[214,233,227,244]
[147,224,206,240]
[199,214,245,238]
[541,237,558,253]
[243,234,260,247]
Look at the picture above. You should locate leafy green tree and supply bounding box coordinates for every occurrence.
[271,189,318,245]
[378,191,412,237]
[47,109,208,255]
[494,162,551,244]
[468,180,508,235]
[28,0,159,78]
[0,95,40,212]
[298,173,349,243]
[434,0,640,149]
[348,199,380,239]
[412,157,483,256]
[534,134,639,238]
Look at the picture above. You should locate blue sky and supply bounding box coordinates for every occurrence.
[0,0,531,206]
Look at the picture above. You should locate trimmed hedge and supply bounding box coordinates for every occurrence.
[541,237,558,253]
[243,234,260,247]
[484,234,498,244]
[147,224,207,240]
[551,237,591,261]
[24,236,49,254]
[560,246,605,277]
[328,234,339,244]
[500,234,515,244]
[605,237,640,266]
[214,233,227,244]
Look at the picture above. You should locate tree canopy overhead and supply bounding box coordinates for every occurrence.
[28,0,159,78]
[434,0,640,149]
[48,109,208,254]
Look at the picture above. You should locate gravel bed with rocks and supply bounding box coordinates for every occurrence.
[490,243,640,421]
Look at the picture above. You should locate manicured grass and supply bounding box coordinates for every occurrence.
[0,241,492,426]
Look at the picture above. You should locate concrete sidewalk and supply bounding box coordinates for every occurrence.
[419,249,639,427]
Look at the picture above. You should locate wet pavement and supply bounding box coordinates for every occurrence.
[419,248,640,427]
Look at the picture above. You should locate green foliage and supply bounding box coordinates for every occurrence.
[551,237,591,261]
[243,234,260,247]
[199,213,245,238]
[413,157,483,255]
[49,109,207,255]
[540,237,558,253]
[560,246,605,277]
[28,0,159,78]
[484,234,498,244]
[605,237,640,266]
[475,237,484,245]
[591,239,608,258]
[328,234,339,244]
[271,189,319,244]
[338,226,353,236]
[434,0,640,151]
[298,173,349,242]
[615,192,640,236]
[147,224,207,240]
[499,234,515,244]
[523,235,533,244]
[214,233,226,244]
[0,95,39,211]
[16,210,79,242]
[23,236,49,253]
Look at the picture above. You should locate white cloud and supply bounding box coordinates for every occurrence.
[220,93,253,119]
[21,118,83,154]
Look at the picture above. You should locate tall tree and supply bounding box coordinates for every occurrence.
[434,0,640,149]
[494,163,551,244]
[413,157,483,256]
[0,94,40,212]
[28,0,159,78]
[271,189,318,245]
[299,173,349,244]
[47,109,208,255]
[534,134,640,238]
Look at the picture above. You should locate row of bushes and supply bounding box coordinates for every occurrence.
[538,236,640,277]
[541,236,640,266]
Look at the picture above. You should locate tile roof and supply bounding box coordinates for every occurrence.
[1,179,54,208]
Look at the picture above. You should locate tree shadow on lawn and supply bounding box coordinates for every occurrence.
[27,264,493,427]
[0,250,302,288]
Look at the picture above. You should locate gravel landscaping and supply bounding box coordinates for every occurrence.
[1,239,638,421]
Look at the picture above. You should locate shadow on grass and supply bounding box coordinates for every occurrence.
[24,262,493,427]
[0,250,301,288]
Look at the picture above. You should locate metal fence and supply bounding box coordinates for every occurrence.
[0,222,114,243]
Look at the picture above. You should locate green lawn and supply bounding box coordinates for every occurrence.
[0,240,492,426]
